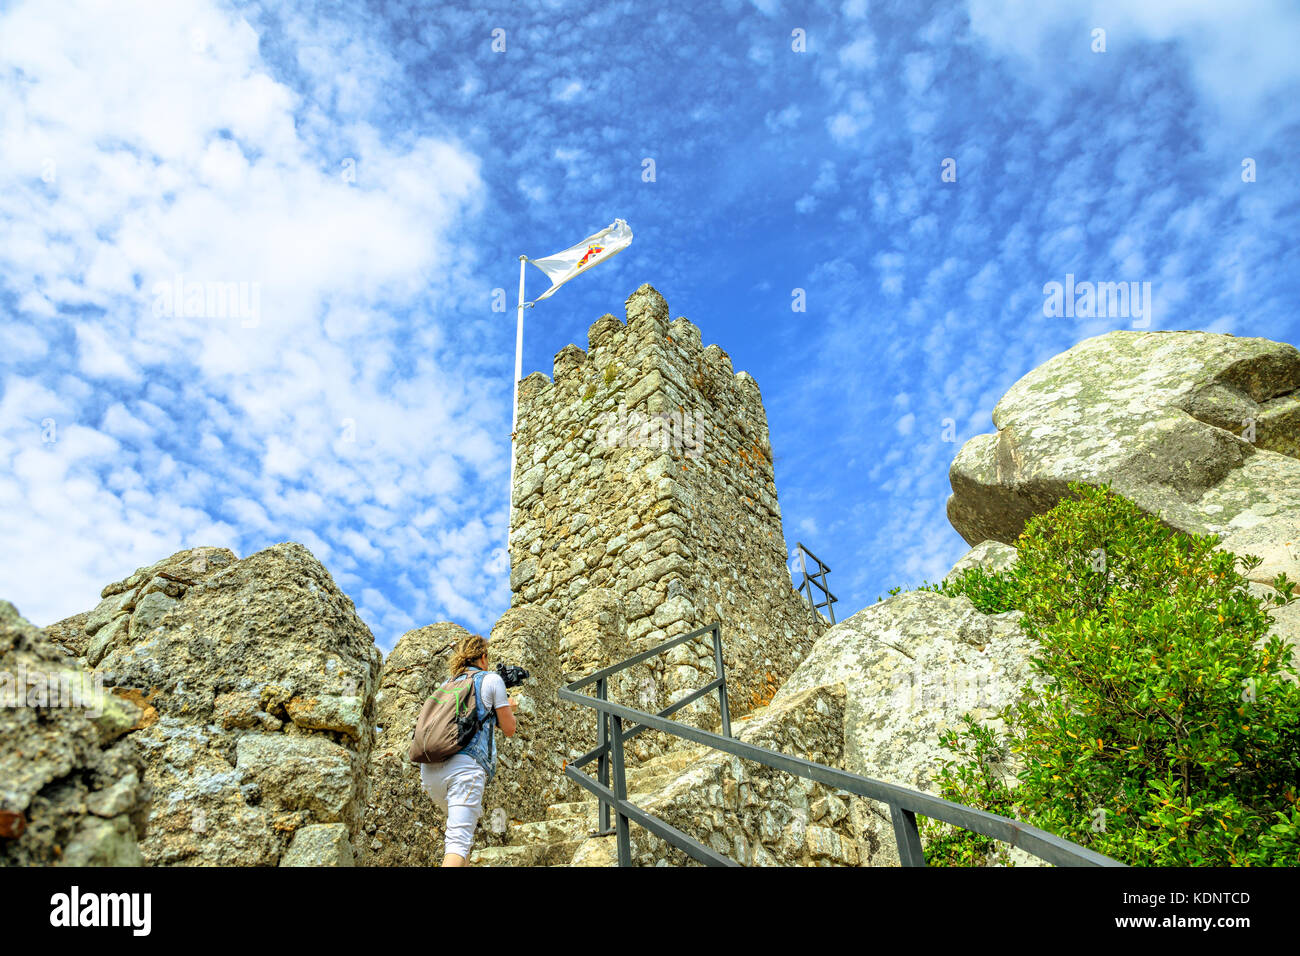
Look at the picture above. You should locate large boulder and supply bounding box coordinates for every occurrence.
[775,588,1039,865]
[943,540,1019,581]
[83,543,382,866]
[361,621,468,866]
[948,331,1300,590]
[0,601,150,866]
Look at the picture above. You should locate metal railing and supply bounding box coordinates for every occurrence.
[559,622,1124,867]
[793,541,837,624]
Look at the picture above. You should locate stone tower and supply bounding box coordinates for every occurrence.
[509,284,823,720]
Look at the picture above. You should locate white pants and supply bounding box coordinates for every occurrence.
[419,754,487,859]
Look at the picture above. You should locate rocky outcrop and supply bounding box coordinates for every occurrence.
[948,331,1300,590]
[80,543,383,866]
[361,621,467,866]
[770,586,1038,865]
[1,601,150,866]
[43,611,91,661]
[943,539,1019,581]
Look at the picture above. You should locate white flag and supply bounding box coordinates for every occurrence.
[526,218,632,304]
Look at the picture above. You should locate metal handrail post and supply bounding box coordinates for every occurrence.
[818,567,836,624]
[891,805,926,866]
[711,624,731,738]
[596,677,611,835]
[610,714,632,866]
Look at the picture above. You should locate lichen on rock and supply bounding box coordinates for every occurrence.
[0,601,150,866]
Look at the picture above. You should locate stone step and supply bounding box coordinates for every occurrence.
[627,771,685,795]
[569,834,618,867]
[506,818,591,847]
[470,838,586,867]
[631,749,709,777]
[545,801,596,822]
[653,746,709,766]
[547,768,691,809]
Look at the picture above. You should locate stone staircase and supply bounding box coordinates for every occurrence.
[469,744,709,867]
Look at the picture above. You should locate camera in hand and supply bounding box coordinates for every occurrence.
[496,662,529,688]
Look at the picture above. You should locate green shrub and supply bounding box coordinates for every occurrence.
[921,482,1300,866]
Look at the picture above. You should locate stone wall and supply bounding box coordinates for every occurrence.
[510,283,823,729]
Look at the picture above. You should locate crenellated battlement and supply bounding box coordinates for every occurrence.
[509,283,822,734]
[520,285,773,457]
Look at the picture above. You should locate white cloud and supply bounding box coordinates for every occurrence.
[0,0,508,646]
[838,36,876,71]
[553,80,584,101]
[764,104,801,132]
[967,0,1300,132]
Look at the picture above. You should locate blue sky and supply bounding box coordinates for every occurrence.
[2,0,1298,650]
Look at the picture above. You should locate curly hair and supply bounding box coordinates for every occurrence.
[448,634,490,677]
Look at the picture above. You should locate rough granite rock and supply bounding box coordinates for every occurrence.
[0,601,150,866]
[280,823,355,867]
[944,540,1019,581]
[776,589,1039,865]
[83,543,382,866]
[43,611,91,661]
[361,621,468,866]
[948,331,1300,589]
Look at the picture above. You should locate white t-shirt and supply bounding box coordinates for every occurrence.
[473,670,509,714]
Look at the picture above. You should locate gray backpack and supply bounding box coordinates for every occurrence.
[408,671,485,763]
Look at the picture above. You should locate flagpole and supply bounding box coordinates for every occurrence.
[509,254,526,555]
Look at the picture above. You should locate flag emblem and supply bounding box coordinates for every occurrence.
[525,219,633,305]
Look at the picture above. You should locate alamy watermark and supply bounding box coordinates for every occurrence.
[1,665,105,717]
[1042,274,1153,328]
[151,273,261,328]
[888,664,1010,714]
[594,402,705,458]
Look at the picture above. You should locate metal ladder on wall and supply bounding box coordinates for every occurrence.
[793,542,837,624]
[558,623,1124,867]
